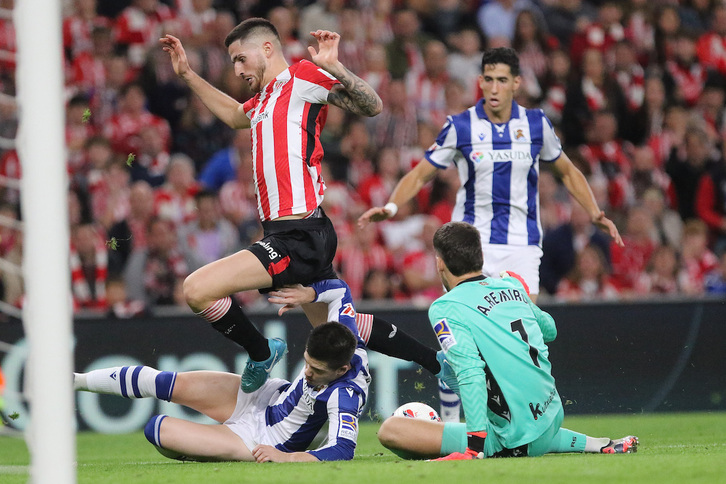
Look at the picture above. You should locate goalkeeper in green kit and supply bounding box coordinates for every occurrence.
[377,222,638,460]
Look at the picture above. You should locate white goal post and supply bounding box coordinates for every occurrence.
[14,0,76,482]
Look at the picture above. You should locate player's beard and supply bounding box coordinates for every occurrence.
[250,62,266,93]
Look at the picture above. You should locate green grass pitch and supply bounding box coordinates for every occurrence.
[1,412,724,484]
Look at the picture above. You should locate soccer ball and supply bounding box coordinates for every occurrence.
[393,402,441,421]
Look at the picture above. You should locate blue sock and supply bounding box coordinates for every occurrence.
[144,415,167,447]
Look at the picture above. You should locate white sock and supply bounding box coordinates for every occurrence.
[439,380,461,423]
[584,436,611,452]
[80,366,161,398]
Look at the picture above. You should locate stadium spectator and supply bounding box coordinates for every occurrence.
[369,79,418,152]
[298,0,343,45]
[512,9,555,87]
[610,206,657,291]
[666,124,716,221]
[357,147,402,210]
[405,39,450,128]
[678,218,719,295]
[385,8,430,80]
[358,42,392,107]
[178,190,240,272]
[477,1,545,44]
[68,25,115,93]
[130,123,171,187]
[123,216,189,306]
[696,4,726,77]
[630,145,671,202]
[107,180,155,277]
[641,186,683,250]
[537,170,571,234]
[633,244,682,296]
[103,83,172,157]
[89,158,132,230]
[74,319,369,462]
[540,201,612,296]
[556,243,620,302]
[695,144,726,256]
[569,0,625,68]
[114,0,177,70]
[653,5,681,65]
[66,94,97,176]
[561,48,628,146]
[153,153,199,227]
[577,109,634,211]
[334,221,392,302]
[399,216,444,306]
[665,29,707,108]
[70,222,109,311]
[361,268,395,301]
[62,0,111,62]
[447,27,484,105]
[704,251,726,294]
[218,152,260,247]
[267,6,307,65]
[172,94,234,174]
[543,0,598,50]
[539,48,572,126]
[197,129,248,192]
[612,41,645,119]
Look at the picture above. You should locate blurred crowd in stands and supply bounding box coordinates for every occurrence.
[1,0,726,317]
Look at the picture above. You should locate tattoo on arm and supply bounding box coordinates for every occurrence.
[327,66,383,117]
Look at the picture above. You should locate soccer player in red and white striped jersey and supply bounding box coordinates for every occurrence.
[159,18,382,393]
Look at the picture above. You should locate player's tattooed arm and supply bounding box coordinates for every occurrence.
[327,70,383,117]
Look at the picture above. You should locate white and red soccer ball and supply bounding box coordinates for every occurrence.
[393,402,441,421]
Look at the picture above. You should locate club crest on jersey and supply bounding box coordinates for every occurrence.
[274,80,286,91]
[514,129,525,140]
[341,303,356,318]
[434,318,456,352]
[470,151,485,164]
[338,413,358,441]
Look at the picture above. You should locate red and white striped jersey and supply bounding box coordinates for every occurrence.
[242,60,340,221]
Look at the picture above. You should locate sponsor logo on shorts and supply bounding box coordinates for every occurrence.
[434,319,456,352]
[256,240,279,260]
[338,413,358,441]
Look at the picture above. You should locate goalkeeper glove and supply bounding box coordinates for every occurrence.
[432,431,486,461]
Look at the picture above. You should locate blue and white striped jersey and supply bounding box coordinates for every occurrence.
[261,278,370,461]
[425,100,562,247]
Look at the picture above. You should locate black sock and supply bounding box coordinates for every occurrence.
[367,315,441,375]
[210,302,270,361]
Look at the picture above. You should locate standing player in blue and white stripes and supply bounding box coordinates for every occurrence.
[358,46,623,422]
[73,279,370,463]
[359,47,623,303]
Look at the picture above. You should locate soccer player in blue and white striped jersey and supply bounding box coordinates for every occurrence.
[359,47,623,303]
[74,279,370,463]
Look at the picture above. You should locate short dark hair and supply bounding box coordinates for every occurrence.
[481,47,520,77]
[433,222,483,276]
[224,17,281,48]
[306,322,357,370]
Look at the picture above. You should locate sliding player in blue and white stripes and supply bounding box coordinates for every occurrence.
[74,280,370,463]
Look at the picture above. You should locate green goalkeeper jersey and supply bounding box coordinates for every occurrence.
[429,274,561,448]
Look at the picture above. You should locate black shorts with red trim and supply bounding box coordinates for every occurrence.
[247,208,337,292]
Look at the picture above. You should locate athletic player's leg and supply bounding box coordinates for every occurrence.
[145,415,254,462]
[74,367,240,423]
[377,417,451,459]
[481,244,542,303]
[183,249,272,312]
